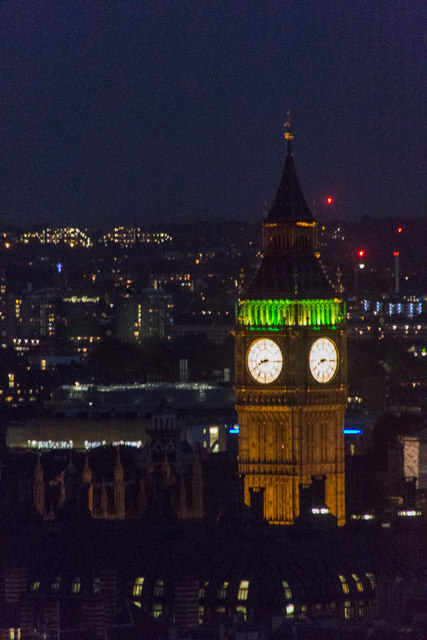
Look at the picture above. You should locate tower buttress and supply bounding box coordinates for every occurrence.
[178,474,187,519]
[82,452,93,513]
[100,480,109,518]
[191,450,203,519]
[114,448,125,519]
[33,455,45,516]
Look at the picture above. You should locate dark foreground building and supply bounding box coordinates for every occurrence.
[1,509,426,639]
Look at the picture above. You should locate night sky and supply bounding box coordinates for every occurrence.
[2,0,424,228]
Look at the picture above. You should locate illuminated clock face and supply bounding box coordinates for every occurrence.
[309,338,338,383]
[247,338,283,384]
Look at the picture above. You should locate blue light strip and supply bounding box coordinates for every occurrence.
[344,429,363,435]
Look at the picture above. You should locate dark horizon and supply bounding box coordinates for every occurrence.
[2,1,424,227]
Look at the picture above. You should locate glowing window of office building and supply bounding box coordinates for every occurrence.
[154,579,164,598]
[365,572,375,590]
[71,577,81,594]
[51,577,61,593]
[338,575,350,594]
[133,577,145,597]
[237,580,249,601]
[282,580,292,600]
[217,581,229,600]
[352,573,364,592]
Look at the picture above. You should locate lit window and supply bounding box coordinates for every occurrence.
[285,603,294,617]
[154,579,164,598]
[71,578,81,594]
[236,605,247,620]
[152,603,162,618]
[51,577,60,593]
[352,574,364,592]
[365,572,375,590]
[338,575,350,594]
[237,580,249,601]
[199,580,209,599]
[93,578,100,594]
[282,580,292,600]
[344,600,353,619]
[217,581,229,599]
[198,604,204,624]
[133,577,145,597]
[31,581,40,592]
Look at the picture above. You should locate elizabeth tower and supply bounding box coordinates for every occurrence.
[234,126,347,526]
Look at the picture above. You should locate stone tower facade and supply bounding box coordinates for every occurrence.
[234,129,347,525]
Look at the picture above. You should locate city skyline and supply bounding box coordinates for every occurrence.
[2,0,424,227]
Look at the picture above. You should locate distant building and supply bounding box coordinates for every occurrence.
[116,289,174,342]
[20,405,204,523]
[0,267,7,344]
[100,227,172,247]
[347,294,427,340]
[20,227,92,247]
[173,322,232,345]
[7,381,235,452]
[389,429,427,491]
[7,289,58,340]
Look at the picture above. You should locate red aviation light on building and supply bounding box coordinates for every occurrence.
[393,251,400,256]
[357,250,365,258]
[326,196,333,205]
[397,227,402,233]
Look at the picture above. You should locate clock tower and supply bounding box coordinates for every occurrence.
[234,124,347,526]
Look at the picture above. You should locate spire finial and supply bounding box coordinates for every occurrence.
[283,109,293,140]
[283,110,294,156]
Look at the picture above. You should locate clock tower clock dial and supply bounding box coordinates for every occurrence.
[247,338,283,384]
[234,127,347,526]
[309,338,338,383]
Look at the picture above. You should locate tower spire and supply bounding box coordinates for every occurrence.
[266,114,312,222]
[283,109,294,154]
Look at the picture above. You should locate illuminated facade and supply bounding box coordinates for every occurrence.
[100,227,172,247]
[20,227,92,247]
[234,129,347,525]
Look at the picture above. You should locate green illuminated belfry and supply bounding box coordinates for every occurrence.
[234,123,347,526]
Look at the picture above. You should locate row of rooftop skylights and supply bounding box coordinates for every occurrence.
[28,573,377,624]
[128,573,374,603]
